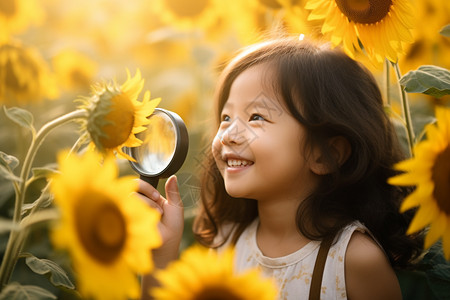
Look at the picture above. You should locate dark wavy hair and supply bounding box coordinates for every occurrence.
[193,37,422,268]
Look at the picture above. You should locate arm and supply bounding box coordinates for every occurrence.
[137,176,184,300]
[345,231,402,300]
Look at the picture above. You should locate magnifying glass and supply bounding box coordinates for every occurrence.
[124,108,189,188]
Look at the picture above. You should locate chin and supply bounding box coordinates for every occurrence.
[224,184,255,200]
[224,185,247,199]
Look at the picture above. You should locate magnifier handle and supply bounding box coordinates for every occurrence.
[140,175,159,188]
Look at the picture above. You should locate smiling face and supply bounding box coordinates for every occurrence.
[212,63,320,202]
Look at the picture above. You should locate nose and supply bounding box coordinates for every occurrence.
[219,120,247,146]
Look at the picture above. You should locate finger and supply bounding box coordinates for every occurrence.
[138,179,161,202]
[135,192,163,214]
[136,179,166,214]
[161,175,184,236]
[164,175,183,208]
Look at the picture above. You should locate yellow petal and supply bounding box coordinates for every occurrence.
[401,196,420,213]
[388,171,423,186]
[390,0,414,29]
[122,69,144,101]
[407,202,439,234]
[305,0,324,10]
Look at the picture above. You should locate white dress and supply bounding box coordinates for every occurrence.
[218,219,372,300]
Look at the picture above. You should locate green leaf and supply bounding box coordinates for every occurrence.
[400,65,450,98]
[418,241,450,300]
[0,152,19,170]
[0,165,22,182]
[31,165,58,180]
[24,255,75,289]
[0,282,56,300]
[3,106,34,130]
[21,194,54,216]
[440,24,450,37]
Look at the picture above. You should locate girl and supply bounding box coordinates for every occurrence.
[139,38,422,299]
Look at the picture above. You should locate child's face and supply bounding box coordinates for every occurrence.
[212,64,319,202]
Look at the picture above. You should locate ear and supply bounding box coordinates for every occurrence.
[309,136,352,175]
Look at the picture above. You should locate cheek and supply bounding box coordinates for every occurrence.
[211,134,221,155]
[260,135,304,171]
[211,136,224,169]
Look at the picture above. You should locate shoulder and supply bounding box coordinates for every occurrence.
[215,220,255,250]
[213,222,236,249]
[344,231,401,300]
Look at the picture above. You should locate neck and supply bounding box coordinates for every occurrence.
[255,197,311,257]
[257,197,299,235]
[255,173,319,238]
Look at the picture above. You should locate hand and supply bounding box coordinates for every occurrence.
[137,175,184,268]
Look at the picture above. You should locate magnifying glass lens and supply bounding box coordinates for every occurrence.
[125,108,189,188]
[133,112,176,174]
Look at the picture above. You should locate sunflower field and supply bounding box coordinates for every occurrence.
[0,0,450,299]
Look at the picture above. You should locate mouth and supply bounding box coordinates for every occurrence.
[226,158,254,168]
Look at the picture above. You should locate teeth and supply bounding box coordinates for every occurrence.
[227,159,253,167]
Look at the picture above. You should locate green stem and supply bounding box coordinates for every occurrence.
[0,210,59,290]
[15,109,86,223]
[69,135,84,155]
[0,109,87,290]
[392,62,415,157]
[385,59,391,106]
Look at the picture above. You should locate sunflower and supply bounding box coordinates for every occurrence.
[78,69,161,160]
[152,0,220,31]
[214,0,290,45]
[389,106,450,260]
[305,0,415,64]
[52,49,98,92]
[0,0,44,42]
[0,41,59,105]
[282,0,325,41]
[50,150,162,300]
[151,245,278,300]
[399,0,450,73]
[409,0,450,44]
[209,0,261,45]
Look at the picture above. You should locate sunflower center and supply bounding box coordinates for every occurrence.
[259,0,282,9]
[165,0,209,18]
[2,45,38,94]
[4,60,24,92]
[335,0,392,24]
[76,195,127,264]
[431,146,450,215]
[195,286,244,300]
[99,93,135,148]
[0,0,16,17]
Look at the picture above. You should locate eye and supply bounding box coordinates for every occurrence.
[221,114,231,122]
[249,114,265,121]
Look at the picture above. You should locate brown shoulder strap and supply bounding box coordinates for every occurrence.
[309,235,334,300]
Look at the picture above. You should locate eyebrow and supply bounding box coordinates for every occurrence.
[222,101,233,111]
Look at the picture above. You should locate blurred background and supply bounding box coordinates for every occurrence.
[0,0,449,297]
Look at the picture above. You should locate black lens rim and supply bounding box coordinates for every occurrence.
[124,108,189,179]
